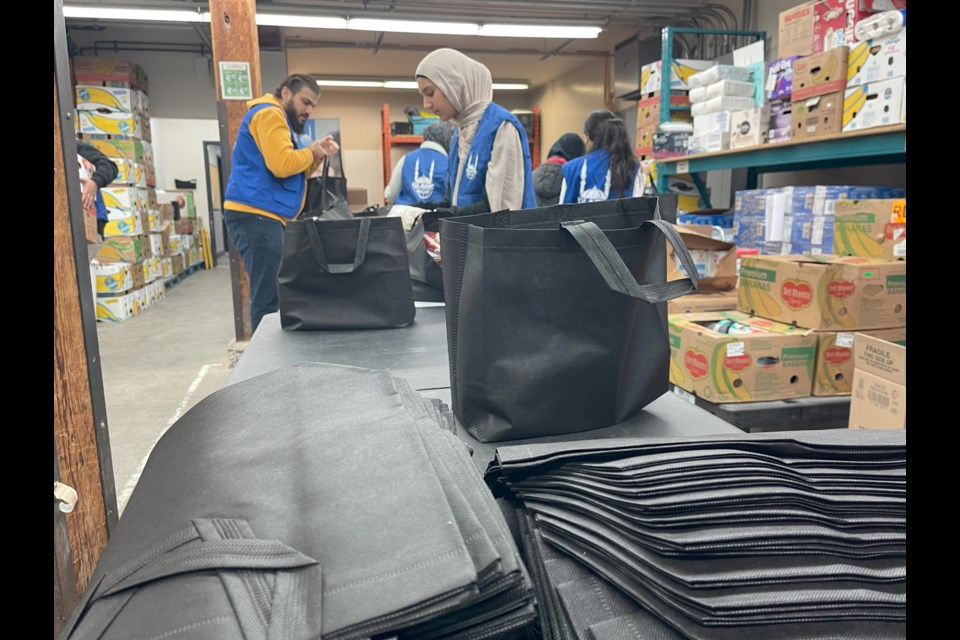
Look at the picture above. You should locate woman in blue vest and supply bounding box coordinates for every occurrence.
[559,110,643,204]
[414,48,537,214]
[384,120,455,206]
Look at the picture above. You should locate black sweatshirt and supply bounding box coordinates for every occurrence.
[76,140,119,189]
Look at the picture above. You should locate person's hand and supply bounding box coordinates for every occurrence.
[318,134,340,157]
[80,177,98,211]
[175,195,186,207]
[307,139,327,161]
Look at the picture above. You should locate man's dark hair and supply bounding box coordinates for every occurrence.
[274,74,319,99]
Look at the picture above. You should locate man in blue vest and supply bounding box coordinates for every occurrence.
[77,140,119,239]
[384,120,454,206]
[224,74,339,332]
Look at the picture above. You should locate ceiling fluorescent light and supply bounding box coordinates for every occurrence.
[492,83,529,90]
[479,24,601,39]
[315,79,384,88]
[383,81,420,90]
[348,18,479,36]
[257,14,346,29]
[63,6,209,23]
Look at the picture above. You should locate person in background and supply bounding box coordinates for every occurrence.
[414,48,536,214]
[223,73,339,332]
[77,140,119,238]
[532,132,585,207]
[384,120,455,206]
[559,110,642,204]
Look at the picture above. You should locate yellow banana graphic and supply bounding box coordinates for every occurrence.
[669,355,686,385]
[81,111,139,136]
[710,342,752,401]
[77,86,131,111]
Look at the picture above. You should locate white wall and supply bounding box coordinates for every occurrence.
[529,58,608,164]
[150,118,220,236]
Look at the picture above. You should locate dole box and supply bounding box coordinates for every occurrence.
[737,254,906,330]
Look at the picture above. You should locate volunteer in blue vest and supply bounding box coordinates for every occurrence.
[383,120,455,206]
[414,48,537,215]
[223,74,339,332]
[559,109,643,204]
[77,140,119,238]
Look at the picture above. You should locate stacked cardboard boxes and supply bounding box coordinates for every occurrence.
[843,28,907,132]
[687,65,755,154]
[634,57,712,159]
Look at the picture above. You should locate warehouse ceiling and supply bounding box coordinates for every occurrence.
[63,0,752,89]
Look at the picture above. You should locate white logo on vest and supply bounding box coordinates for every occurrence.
[578,159,612,203]
[412,157,436,200]
[465,153,479,181]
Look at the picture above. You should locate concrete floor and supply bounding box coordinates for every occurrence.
[96,261,235,515]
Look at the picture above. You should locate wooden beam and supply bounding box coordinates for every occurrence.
[53,79,113,594]
[209,0,261,341]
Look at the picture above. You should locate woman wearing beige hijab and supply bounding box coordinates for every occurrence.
[414,48,537,213]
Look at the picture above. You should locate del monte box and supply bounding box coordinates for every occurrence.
[668,311,817,403]
[738,255,905,330]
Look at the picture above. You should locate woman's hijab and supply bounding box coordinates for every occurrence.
[547,133,586,162]
[415,48,493,152]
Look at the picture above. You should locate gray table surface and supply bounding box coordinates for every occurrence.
[229,308,741,469]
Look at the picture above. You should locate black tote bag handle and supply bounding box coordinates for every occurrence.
[304,217,371,274]
[560,214,700,303]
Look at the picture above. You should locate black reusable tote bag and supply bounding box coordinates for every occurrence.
[439,196,700,442]
[406,210,447,303]
[278,216,416,330]
[303,148,353,221]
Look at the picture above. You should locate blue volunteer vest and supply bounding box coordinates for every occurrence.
[395,147,448,205]
[560,149,640,204]
[448,104,536,209]
[224,102,306,220]
[95,192,109,221]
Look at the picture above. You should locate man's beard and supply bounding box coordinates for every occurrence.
[286,103,306,134]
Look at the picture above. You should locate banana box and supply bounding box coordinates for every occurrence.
[668,311,817,403]
[189,248,203,267]
[833,199,905,259]
[129,261,146,290]
[148,209,162,232]
[92,261,133,294]
[77,110,142,139]
[792,47,849,101]
[141,260,155,285]
[849,331,907,429]
[95,293,137,322]
[847,29,906,87]
[153,281,166,303]
[668,290,740,315]
[738,254,906,330]
[171,254,185,275]
[792,91,844,140]
[130,287,146,311]
[102,186,147,216]
[637,93,692,130]
[150,255,161,281]
[159,257,173,279]
[180,234,194,252]
[94,236,142,263]
[103,214,142,237]
[842,77,905,132]
[168,233,182,256]
[73,57,148,91]
[148,232,165,258]
[88,138,147,163]
[75,86,140,113]
[112,158,146,186]
[641,59,715,93]
[636,123,657,153]
[814,327,905,396]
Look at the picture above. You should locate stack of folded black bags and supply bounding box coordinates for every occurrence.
[487,430,906,640]
[63,363,535,640]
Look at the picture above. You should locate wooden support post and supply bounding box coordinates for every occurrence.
[209,0,261,341]
[53,0,117,599]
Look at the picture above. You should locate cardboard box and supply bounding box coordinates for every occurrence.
[156,190,196,218]
[833,199,906,259]
[159,257,173,278]
[168,234,182,256]
[766,57,799,100]
[637,94,693,130]
[129,261,146,290]
[148,232,165,258]
[95,293,137,322]
[848,331,906,429]
[92,262,133,294]
[178,218,195,234]
[813,327,905,396]
[110,158,146,186]
[668,291,740,315]
[652,131,691,159]
[792,91,844,140]
[641,59,715,93]
[668,225,738,292]
[635,123,658,152]
[73,56,145,89]
[147,209,162,232]
[847,29,906,87]
[792,47,849,101]
[730,106,771,149]
[103,214,142,237]
[669,311,818,403]
[738,254,906,330]
[814,0,848,53]
[75,85,140,113]
[843,0,899,47]
[141,260,154,285]
[101,186,147,216]
[77,110,143,139]
[778,2,816,58]
[842,77,905,133]
[94,236,143,263]
[171,254,185,275]
[767,99,793,143]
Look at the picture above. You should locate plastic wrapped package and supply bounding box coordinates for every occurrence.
[690,95,756,118]
[689,79,756,103]
[687,64,754,89]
